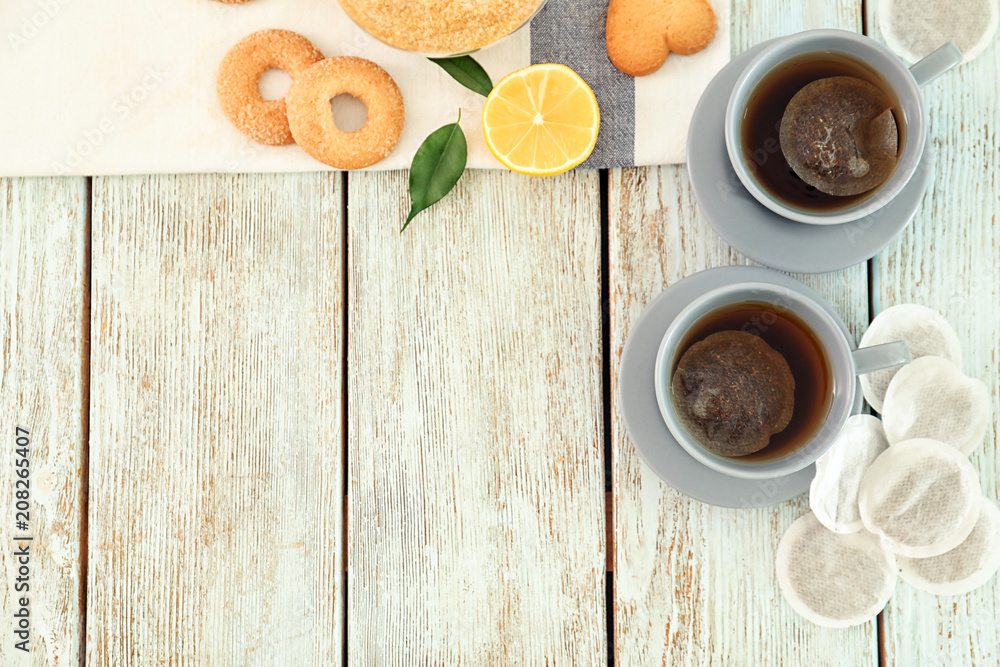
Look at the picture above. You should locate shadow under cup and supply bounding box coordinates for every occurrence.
[654,284,857,480]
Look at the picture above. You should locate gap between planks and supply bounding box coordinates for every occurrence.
[340,169,350,667]
[80,176,93,667]
[861,2,888,664]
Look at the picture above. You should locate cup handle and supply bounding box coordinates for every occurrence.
[909,42,963,88]
[852,341,912,375]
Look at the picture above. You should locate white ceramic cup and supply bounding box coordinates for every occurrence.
[654,282,911,480]
[725,29,962,225]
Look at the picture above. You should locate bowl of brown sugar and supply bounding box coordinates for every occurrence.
[337,0,549,56]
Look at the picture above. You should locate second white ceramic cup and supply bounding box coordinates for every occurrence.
[654,282,911,480]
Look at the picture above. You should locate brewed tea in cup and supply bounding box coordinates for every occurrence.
[654,282,911,479]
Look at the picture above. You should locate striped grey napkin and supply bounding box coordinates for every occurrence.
[529,0,730,168]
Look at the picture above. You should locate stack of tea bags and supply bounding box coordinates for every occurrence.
[776,305,999,627]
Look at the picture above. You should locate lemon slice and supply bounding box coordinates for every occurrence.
[482,63,600,176]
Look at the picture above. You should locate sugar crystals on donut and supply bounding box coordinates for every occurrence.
[286,57,405,170]
[217,29,324,146]
[217,30,405,169]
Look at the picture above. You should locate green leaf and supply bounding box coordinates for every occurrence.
[403,113,468,232]
[428,56,494,97]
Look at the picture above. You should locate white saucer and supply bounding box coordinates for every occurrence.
[617,266,864,508]
[687,41,935,274]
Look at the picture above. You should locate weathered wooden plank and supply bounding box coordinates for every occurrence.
[347,170,606,664]
[611,2,880,664]
[1,177,87,666]
[865,8,1000,663]
[88,174,345,666]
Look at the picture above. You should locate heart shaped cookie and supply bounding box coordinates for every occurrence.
[606,0,718,76]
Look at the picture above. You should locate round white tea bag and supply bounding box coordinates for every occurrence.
[859,438,982,558]
[898,498,1000,596]
[881,356,990,455]
[879,0,999,65]
[858,304,961,412]
[776,512,897,628]
[810,415,890,533]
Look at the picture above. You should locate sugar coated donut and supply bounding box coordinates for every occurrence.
[217,30,324,146]
[286,57,405,170]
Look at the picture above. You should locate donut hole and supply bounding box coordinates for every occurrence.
[330,93,368,133]
[259,68,292,101]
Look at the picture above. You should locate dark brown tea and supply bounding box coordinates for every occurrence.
[740,52,905,212]
[671,301,833,462]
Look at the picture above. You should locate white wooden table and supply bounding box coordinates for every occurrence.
[2,0,998,664]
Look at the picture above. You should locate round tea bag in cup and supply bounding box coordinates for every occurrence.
[859,438,982,558]
[670,330,796,457]
[810,415,890,533]
[881,356,990,455]
[780,77,899,197]
[858,304,962,412]
[879,0,999,65]
[897,498,1000,596]
[776,512,897,628]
